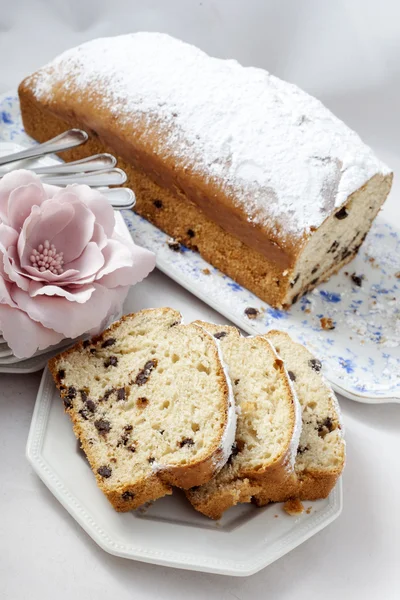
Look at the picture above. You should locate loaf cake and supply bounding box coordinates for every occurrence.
[48,308,236,511]
[186,322,301,520]
[18,33,393,308]
[251,330,345,504]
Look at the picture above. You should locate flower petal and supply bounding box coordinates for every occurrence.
[0,170,45,224]
[23,265,80,284]
[0,303,64,358]
[0,274,15,306]
[56,184,115,237]
[28,281,95,303]
[0,223,18,249]
[64,241,104,281]
[48,193,96,263]
[18,201,74,265]
[3,247,30,291]
[91,222,108,251]
[11,283,115,338]
[96,240,156,288]
[7,182,46,232]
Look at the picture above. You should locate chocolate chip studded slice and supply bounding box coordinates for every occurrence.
[48,307,233,513]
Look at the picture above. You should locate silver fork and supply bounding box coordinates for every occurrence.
[0,129,88,166]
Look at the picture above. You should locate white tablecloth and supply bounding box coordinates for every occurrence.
[1,1,399,598]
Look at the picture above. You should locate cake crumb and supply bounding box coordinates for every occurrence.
[244,307,259,319]
[167,238,182,252]
[395,271,400,279]
[351,273,364,287]
[320,317,335,330]
[283,498,304,516]
[274,514,279,518]
[306,506,312,514]
[304,308,311,314]
[202,268,211,275]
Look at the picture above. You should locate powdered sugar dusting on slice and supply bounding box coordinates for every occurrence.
[265,337,302,470]
[198,328,237,471]
[30,32,391,241]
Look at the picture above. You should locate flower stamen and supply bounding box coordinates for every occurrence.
[30,240,64,275]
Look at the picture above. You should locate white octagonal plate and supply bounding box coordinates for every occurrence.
[26,368,342,576]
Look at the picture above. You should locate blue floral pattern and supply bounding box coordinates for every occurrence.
[1,92,399,401]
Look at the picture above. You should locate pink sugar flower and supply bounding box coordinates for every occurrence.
[0,170,155,357]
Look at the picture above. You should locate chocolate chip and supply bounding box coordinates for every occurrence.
[341,248,352,260]
[97,466,112,478]
[311,266,319,275]
[318,417,335,438]
[288,370,296,381]
[104,356,118,368]
[122,491,135,501]
[309,358,322,372]
[148,457,155,464]
[117,388,126,401]
[94,419,111,434]
[117,433,130,447]
[290,273,300,288]
[80,390,88,402]
[159,430,165,435]
[244,307,259,319]
[335,206,348,220]
[127,444,136,453]
[136,397,149,408]
[214,331,227,340]
[102,388,115,401]
[297,445,309,455]
[83,340,90,349]
[234,379,240,385]
[101,338,116,348]
[63,398,73,410]
[187,228,195,238]
[134,359,158,386]
[57,369,65,381]
[328,240,339,254]
[169,321,179,327]
[179,437,194,448]
[153,199,163,209]
[124,425,133,432]
[292,294,299,305]
[167,240,182,252]
[78,409,89,420]
[86,399,96,413]
[90,348,96,354]
[311,278,319,285]
[351,273,363,287]
[67,386,77,399]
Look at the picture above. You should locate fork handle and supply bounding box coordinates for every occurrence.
[0,129,88,166]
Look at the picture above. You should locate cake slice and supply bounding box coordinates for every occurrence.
[186,322,301,520]
[48,308,236,512]
[251,330,345,504]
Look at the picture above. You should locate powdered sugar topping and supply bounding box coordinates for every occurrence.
[30,32,391,240]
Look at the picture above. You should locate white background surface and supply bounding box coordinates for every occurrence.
[1,1,399,598]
